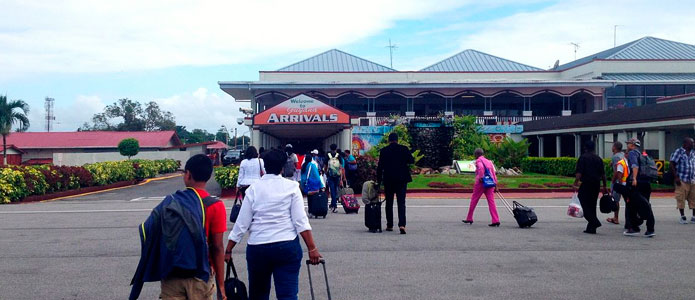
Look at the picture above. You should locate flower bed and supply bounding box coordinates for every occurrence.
[214,165,239,190]
[0,158,180,204]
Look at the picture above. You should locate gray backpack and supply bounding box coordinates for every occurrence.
[361,181,379,205]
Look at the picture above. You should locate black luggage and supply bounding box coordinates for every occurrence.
[308,190,328,218]
[224,260,248,300]
[599,192,617,214]
[364,202,382,232]
[497,191,537,228]
[306,259,332,300]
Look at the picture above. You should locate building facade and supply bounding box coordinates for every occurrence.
[220,37,695,157]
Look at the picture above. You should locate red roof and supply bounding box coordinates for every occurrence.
[206,141,229,150]
[4,131,181,149]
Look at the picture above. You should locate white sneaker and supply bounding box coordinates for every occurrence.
[691,216,695,224]
[680,216,688,224]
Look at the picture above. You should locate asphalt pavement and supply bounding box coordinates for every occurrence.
[1,176,694,300]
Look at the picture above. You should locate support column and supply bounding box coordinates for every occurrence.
[598,133,606,158]
[556,135,562,157]
[658,130,666,161]
[538,136,545,157]
[251,129,261,149]
[574,134,581,158]
[340,127,352,151]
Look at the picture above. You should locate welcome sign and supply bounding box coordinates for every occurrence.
[254,94,350,125]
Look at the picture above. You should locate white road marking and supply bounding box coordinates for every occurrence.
[0,209,152,214]
[129,197,164,202]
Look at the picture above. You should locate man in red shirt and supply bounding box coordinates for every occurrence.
[161,154,228,300]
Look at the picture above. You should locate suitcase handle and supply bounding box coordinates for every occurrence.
[495,191,514,215]
[306,259,331,300]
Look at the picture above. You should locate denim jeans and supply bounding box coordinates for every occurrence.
[246,237,303,300]
[327,176,341,208]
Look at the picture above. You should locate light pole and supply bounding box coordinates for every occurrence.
[240,130,249,151]
[220,125,230,146]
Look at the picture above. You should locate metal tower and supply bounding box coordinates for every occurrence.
[45,97,55,132]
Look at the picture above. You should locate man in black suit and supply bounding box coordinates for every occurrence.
[376,133,415,234]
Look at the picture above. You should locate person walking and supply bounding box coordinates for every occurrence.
[283,144,298,180]
[626,137,652,201]
[376,133,415,234]
[300,151,325,195]
[237,146,265,198]
[573,140,608,234]
[670,137,695,224]
[462,148,500,227]
[130,154,228,300]
[325,144,345,213]
[344,149,357,187]
[607,142,627,225]
[225,149,322,300]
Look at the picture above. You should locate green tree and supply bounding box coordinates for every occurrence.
[450,116,490,160]
[0,95,30,165]
[216,128,228,144]
[81,99,175,131]
[494,138,530,168]
[366,124,412,158]
[118,138,140,159]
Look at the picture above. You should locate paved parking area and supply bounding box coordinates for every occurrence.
[1,177,694,299]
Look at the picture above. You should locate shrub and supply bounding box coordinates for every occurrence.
[366,124,412,158]
[0,168,28,203]
[352,155,378,194]
[118,138,140,159]
[521,157,612,177]
[155,159,180,173]
[9,166,48,196]
[450,116,489,160]
[84,161,136,185]
[427,182,466,188]
[214,165,239,189]
[132,159,159,180]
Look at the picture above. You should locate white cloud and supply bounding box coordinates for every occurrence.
[440,0,695,70]
[26,95,107,132]
[1,0,469,77]
[154,88,247,134]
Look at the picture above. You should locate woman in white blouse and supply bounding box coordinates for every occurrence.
[236,146,265,197]
[225,149,322,300]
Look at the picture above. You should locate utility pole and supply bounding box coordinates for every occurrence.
[570,42,580,60]
[386,39,398,68]
[234,128,238,149]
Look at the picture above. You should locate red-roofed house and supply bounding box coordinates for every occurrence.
[1,131,210,166]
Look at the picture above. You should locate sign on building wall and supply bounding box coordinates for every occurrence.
[254,94,350,125]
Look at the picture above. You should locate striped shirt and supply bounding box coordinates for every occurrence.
[670,147,695,183]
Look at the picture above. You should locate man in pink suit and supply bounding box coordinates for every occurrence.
[463,148,501,227]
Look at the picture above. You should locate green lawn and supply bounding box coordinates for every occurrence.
[407,172,673,190]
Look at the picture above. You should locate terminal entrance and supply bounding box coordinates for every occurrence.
[251,94,353,152]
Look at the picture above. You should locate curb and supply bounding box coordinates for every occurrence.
[31,173,183,203]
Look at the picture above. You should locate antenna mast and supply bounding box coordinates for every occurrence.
[45,97,55,132]
[386,39,398,68]
[569,42,580,60]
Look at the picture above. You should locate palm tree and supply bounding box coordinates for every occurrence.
[0,95,30,165]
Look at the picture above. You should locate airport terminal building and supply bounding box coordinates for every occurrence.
[220,37,695,159]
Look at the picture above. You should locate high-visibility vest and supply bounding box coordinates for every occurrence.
[616,158,629,184]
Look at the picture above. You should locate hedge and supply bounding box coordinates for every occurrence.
[0,158,181,204]
[214,165,239,189]
[521,157,612,177]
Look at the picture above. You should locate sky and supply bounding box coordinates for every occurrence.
[2,0,695,134]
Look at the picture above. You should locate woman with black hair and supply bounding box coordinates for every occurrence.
[237,146,265,198]
[226,149,322,300]
[300,151,325,195]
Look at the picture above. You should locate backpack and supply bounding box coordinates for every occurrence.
[361,180,379,205]
[637,152,658,182]
[327,153,341,178]
[283,155,296,177]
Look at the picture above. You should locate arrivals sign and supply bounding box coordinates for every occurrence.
[254,94,350,125]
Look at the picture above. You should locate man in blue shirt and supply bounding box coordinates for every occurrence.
[619,137,656,237]
[670,137,695,224]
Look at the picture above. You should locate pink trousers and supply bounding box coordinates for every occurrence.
[465,183,500,223]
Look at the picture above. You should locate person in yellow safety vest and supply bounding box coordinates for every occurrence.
[608,141,629,225]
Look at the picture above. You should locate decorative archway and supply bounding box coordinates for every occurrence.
[374,93,407,117]
[531,92,563,116]
[413,92,446,116]
[491,92,524,117]
[451,92,485,116]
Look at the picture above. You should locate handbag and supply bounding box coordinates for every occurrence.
[481,163,496,188]
[599,192,617,214]
[225,259,248,300]
[567,193,584,218]
[229,190,242,223]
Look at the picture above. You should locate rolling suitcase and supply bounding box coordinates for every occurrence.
[497,191,537,228]
[364,202,382,232]
[306,259,332,300]
[339,182,360,214]
[308,190,328,218]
